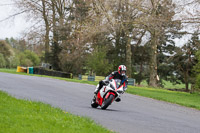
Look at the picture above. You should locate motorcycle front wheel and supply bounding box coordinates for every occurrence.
[101,94,114,110]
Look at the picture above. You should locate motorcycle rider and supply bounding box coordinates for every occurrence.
[94,65,128,102]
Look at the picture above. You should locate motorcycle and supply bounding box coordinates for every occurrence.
[91,79,125,110]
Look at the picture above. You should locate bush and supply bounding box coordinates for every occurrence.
[195,74,200,91]
[0,40,12,58]
[0,54,6,68]
[0,40,16,68]
[24,50,40,66]
[18,50,40,67]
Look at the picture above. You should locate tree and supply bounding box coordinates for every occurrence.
[58,0,92,73]
[156,31,183,87]
[15,0,51,62]
[90,0,146,77]
[86,46,113,76]
[12,0,200,89]
[134,0,181,87]
[49,0,60,70]
[170,32,200,91]
[42,0,50,62]
[132,45,150,85]
[194,50,200,91]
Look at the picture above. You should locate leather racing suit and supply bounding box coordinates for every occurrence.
[94,71,128,94]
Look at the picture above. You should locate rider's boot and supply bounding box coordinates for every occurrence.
[115,97,121,102]
[93,86,100,102]
[94,87,99,94]
[92,94,97,102]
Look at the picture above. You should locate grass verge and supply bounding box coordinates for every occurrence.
[0,68,200,110]
[0,91,113,133]
[141,79,189,89]
[127,86,200,110]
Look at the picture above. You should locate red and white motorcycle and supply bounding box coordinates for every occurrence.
[91,79,125,110]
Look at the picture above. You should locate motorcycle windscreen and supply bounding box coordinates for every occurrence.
[114,79,121,88]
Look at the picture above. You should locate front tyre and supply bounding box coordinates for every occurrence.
[101,94,114,110]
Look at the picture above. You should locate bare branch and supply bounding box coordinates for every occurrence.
[0,10,28,23]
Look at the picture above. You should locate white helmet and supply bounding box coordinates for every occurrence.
[118,65,126,76]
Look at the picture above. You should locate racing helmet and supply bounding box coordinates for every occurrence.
[118,65,126,76]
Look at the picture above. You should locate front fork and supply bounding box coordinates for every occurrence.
[97,91,116,106]
[104,91,116,103]
[96,86,117,106]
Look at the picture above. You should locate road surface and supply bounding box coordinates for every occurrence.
[0,72,200,133]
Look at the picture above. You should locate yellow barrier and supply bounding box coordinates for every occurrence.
[16,66,21,72]
[16,66,27,73]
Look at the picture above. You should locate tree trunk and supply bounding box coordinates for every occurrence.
[149,31,158,87]
[42,0,50,63]
[184,71,189,92]
[59,15,64,39]
[51,0,60,70]
[44,26,50,63]
[52,1,56,42]
[126,37,132,78]
[185,82,189,92]
[138,63,143,85]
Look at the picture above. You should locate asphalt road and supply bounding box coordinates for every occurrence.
[1,72,200,133]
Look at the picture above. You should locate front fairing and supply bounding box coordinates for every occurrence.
[99,85,113,98]
[100,79,124,97]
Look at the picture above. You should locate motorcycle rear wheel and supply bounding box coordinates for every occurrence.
[101,94,114,110]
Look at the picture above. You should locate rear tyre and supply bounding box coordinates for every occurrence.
[101,94,114,110]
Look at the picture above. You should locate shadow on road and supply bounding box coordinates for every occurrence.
[84,106,124,112]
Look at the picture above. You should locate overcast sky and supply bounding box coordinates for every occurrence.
[0,0,30,39]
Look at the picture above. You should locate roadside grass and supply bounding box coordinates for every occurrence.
[76,75,105,82]
[141,80,189,89]
[127,86,200,110]
[1,68,200,110]
[80,75,188,89]
[0,91,113,133]
[0,68,23,75]
[162,80,187,89]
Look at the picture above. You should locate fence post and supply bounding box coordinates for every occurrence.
[88,75,95,81]
[128,78,135,86]
[78,74,82,80]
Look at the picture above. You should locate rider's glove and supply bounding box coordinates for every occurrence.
[102,80,109,85]
[105,80,109,84]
